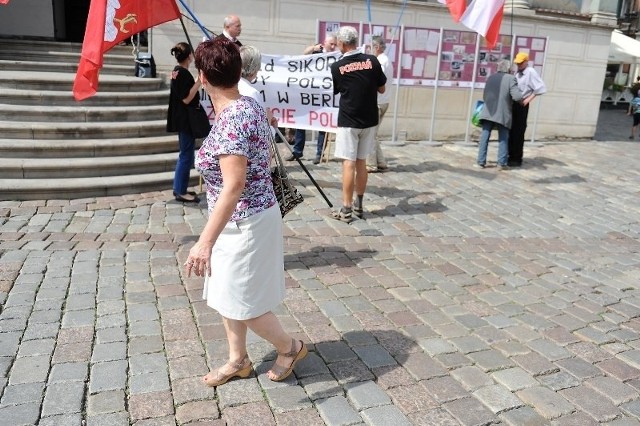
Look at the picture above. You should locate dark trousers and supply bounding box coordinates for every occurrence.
[508,102,529,164]
[292,129,325,158]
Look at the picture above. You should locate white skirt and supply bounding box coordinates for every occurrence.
[202,205,285,320]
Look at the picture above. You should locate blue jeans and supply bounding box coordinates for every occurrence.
[173,131,195,195]
[477,121,509,166]
[292,130,325,158]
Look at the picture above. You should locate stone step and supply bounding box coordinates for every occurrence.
[0,152,179,179]
[0,88,169,106]
[0,70,163,92]
[0,135,179,158]
[0,38,134,55]
[0,103,168,122]
[0,59,134,76]
[0,120,167,139]
[0,50,136,66]
[0,171,200,201]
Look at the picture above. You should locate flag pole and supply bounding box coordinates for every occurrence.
[176,0,211,39]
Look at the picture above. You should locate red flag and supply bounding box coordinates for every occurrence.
[73,0,181,101]
[459,0,505,49]
[0,0,10,4]
[437,0,467,22]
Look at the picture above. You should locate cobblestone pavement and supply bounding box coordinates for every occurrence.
[1,115,640,425]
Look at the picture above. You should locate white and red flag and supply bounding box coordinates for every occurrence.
[73,0,181,101]
[0,0,10,5]
[439,0,505,49]
[437,0,467,22]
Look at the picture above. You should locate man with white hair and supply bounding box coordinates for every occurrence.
[216,15,242,46]
[330,26,387,222]
[366,35,393,173]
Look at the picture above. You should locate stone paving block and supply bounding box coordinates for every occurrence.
[128,336,165,356]
[170,376,216,405]
[560,385,619,422]
[516,386,575,420]
[468,349,514,372]
[0,382,45,406]
[406,408,460,425]
[48,362,88,383]
[417,337,456,356]
[555,357,602,380]
[451,365,494,391]
[527,339,572,361]
[536,370,580,391]
[316,395,362,426]
[491,367,538,391]
[273,407,325,426]
[567,341,613,363]
[434,351,473,369]
[129,371,171,394]
[216,377,264,408]
[351,344,396,369]
[61,310,95,328]
[0,403,41,426]
[421,376,468,404]
[574,326,615,345]
[38,413,82,426]
[621,399,640,418]
[128,390,174,422]
[91,341,127,363]
[289,352,330,378]
[386,383,438,414]
[603,416,640,426]
[316,341,358,363]
[89,360,127,393]
[265,384,312,413]
[598,358,640,381]
[585,375,637,405]
[16,338,55,358]
[513,352,559,376]
[22,323,59,340]
[8,355,50,385]
[549,411,599,426]
[129,352,168,375]
[443,396,496,426]
[473,384,524,414]
[360,405,411,426]
[399,351,447,381]
[300,374,343,401]
[449,336,489,354]
[223,401,276,425]
[500,406,548,426]
[617,349,640,370]
[41,381,84,416]
[175,400,220,424]
[87,390,126,415]
[345,380,391,410]
[328,359,375,385]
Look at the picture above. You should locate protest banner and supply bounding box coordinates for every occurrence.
[201,51,341,132]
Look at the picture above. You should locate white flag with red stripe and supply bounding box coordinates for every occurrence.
[459,0,505,49]
[437,0,467,22]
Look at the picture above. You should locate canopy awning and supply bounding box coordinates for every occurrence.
[609,30,640,64]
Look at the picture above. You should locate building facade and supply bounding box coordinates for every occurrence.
[0,0,630,140]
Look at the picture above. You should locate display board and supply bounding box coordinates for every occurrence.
[398,26,440,86]
[361,24,402,80]
[514,35,547,75]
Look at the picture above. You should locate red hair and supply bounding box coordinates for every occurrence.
[195,38,241,88]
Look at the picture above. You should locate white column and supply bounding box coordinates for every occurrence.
[503,0,530,11]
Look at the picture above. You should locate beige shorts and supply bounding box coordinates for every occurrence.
[334,126,377,161]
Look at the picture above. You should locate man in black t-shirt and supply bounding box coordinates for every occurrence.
[329,26,386,222]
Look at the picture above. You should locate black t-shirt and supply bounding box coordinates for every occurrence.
[330,51,386,129]
[166,66,200,133]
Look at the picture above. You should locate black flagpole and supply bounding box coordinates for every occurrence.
[275,128,333,209]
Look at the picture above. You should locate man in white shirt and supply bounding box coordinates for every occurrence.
[508,52,546,167]
[367,35,393,173]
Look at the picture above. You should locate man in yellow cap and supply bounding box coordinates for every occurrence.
[508,52,546,167]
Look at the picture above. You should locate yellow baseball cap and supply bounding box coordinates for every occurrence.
[514,52,529,64]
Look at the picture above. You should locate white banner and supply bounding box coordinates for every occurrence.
[200,51,342,131]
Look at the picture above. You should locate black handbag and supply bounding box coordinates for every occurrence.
[269,135,304,217]
[187,104,212,138]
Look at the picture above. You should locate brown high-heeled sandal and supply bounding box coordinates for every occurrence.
[203,355,252,387]
[268,339,308,382]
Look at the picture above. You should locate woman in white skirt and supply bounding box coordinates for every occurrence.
[184,38,307,386]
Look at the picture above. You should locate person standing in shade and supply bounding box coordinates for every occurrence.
[330,26,386,222]
[475,59,523,170]
[627,89,640,139]
[286,35,338,164]
[215,15,242,47]
[366,35,392,173]
[508,52,546,167]
[166,42,202,203]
